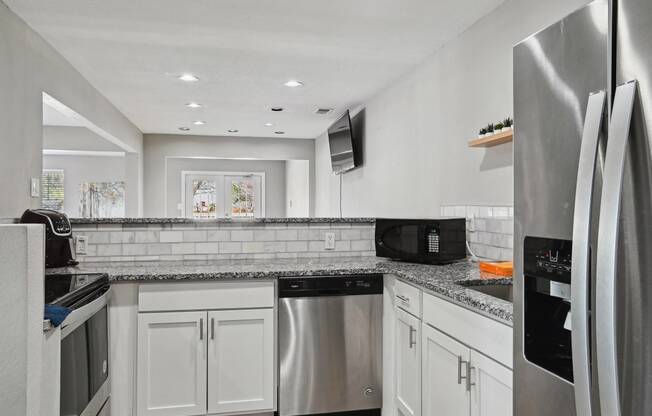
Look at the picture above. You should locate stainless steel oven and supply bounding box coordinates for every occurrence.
[47,273,111,416]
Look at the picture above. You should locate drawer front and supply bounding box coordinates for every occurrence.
[139,281,275,312]
[422,292,512,368]
[395,279,421,317]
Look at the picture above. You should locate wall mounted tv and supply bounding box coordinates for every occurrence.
[328,110,359,174]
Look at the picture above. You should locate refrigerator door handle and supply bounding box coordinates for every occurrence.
[596,80,637,416]
[571,90,606,416]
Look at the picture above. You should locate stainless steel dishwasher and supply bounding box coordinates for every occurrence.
[278,274,383,416]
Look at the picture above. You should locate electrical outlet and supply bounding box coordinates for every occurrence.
[324,232,336,250]
[30,178,40,197]
[75,235,88,255]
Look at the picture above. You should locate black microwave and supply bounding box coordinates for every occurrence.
[375,218,466,264]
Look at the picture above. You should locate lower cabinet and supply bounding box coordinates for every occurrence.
[469,351,513,416]
[421,324,513,416]
[207,309,274,414]
[137,308,274,416]
[137,311,207,416]
[421,324,470,416]
[395,309,421,416]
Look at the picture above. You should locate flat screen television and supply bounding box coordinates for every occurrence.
[328,110,357,174]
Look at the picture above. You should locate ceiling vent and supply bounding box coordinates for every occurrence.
[314,108,334,115]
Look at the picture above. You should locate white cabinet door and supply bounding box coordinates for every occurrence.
[207,308,274,414]
[470,351,513,416]
[137,311,207,416]
[396,309,421,416]
[422,324,470,416]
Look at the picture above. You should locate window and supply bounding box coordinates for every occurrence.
[79,181,126,218]
[41,170,65,211]
[183,172,264,219]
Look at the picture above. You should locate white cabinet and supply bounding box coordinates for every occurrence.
[395,309,421,416]
[421,324,470,416]
[207,309,274,414]
[136,282,275,416]
[470,351,513,416]
[137,311,207,416]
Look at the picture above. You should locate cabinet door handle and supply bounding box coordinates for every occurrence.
[396,294,410,304]
[466,364,476,392]
[408,326,417,348]
[211,317,215,340]
[200,318,204,340]
[458,356,464,384]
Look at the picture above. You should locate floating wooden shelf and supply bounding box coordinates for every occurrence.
[468,129,513,148]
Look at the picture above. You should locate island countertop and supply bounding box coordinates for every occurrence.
[48,257,513,325]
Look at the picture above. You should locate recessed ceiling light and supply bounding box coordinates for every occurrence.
[178,73,199,82]
[275,131,285,135]
[284,80,304,87]
[271,107,284,112]
[185,102,202,108]
[179,127,190,131]
[193,120,206,125]
[264,122,274,127]
[228,129,239,133]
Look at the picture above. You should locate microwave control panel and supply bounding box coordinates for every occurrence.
[426,227,440,253]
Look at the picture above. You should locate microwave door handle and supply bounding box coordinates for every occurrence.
[60,286,112,339]
[596,80,637,416]
[571,89,606,416]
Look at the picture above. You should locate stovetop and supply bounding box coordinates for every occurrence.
[45,273,109,307]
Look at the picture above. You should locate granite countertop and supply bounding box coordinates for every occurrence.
[68,217,376,225]
[48,257,512,325]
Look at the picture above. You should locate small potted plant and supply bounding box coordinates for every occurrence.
[478,127,488,138]
[503,117,513,130]
[487,123,494,135]
[494,122,504,133]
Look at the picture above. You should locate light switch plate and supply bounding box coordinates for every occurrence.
[75,235,88,255]
[30,177,40,197]
[324,232,336,250]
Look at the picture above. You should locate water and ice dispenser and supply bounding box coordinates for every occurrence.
[523,236,574,382]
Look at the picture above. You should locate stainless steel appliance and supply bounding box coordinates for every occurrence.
[278,274,383,416]
[20,209,77,268]
[46,273,111,416]
[375,218,466,264]
[514,0,652,414]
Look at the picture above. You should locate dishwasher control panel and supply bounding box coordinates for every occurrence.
[279,274,384,297]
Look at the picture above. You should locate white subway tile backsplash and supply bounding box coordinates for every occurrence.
[183,230,207,242]
[159,231,183,243]
[231,230,254,241]
[73,221,375,262]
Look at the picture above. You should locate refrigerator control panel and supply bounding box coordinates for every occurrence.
[524,236,572,283]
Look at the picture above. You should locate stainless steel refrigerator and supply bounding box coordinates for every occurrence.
[514,0,652,415]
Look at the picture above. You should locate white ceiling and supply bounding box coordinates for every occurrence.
[9,0,503,139]
[43,100,84,127]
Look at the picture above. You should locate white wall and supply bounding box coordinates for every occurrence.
[143,134,315,217]
[165,158,288,218]
[285,160,310,217]
[43,126,124,152]
[315,0,591,217]
[42,154,126,217]
[0,2,142,219]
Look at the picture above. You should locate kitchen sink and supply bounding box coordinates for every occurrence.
[460,283,513,303]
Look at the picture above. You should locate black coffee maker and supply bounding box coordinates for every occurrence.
[20,209,78,268]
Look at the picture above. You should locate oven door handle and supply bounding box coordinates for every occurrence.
[61,286,112,338]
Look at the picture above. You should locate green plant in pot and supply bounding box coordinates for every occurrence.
[487,123,494,134]
[478,127,488,138]
[495,122,504,133]
[503,117,513,129]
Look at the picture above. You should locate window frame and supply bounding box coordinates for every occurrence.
[180,170,266,219]
[41,169,65,212]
